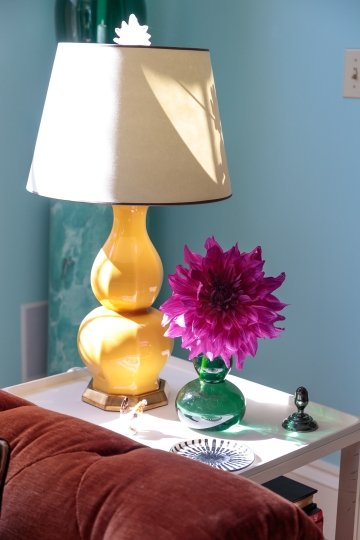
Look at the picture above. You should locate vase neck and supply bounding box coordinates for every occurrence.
[193,355,231,383]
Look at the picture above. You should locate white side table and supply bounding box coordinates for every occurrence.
[4,356,360,540]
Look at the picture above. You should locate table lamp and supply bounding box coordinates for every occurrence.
[27,17,231,411]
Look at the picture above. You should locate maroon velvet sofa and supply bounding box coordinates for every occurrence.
[0,390,323,539]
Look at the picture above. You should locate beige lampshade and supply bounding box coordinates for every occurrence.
[27,43,231,205]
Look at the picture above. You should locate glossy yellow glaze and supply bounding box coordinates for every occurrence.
[91,205,163,312]
[78,306,172,395]
[78,205,173,397]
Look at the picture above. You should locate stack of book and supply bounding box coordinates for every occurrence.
[263,476,324,533]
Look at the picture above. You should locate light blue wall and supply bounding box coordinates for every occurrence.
[147,0,360,418]
[0,1,56,385]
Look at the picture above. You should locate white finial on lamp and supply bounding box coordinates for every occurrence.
[113,14,151,46]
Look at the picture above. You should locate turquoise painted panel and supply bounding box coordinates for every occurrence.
[48,202,112,374]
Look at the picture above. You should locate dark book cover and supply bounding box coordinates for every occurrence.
[263,476,318,508]
[304,503,324,533]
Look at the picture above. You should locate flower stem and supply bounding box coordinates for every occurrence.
[200,354,208,371]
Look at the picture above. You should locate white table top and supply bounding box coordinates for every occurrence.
[4,356,360,483]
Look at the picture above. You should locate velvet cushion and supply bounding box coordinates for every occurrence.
[0,390,323,540]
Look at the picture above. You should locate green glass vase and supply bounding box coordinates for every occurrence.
[175,355,246,432]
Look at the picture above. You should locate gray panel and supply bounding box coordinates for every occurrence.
[21,302,48,382]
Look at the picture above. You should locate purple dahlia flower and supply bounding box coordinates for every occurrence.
[160,237,286,369]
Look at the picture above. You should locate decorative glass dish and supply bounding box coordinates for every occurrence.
[170,438,254,472]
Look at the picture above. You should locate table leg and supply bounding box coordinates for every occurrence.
[335,442,360,540]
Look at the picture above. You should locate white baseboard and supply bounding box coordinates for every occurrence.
[287,460,339,540]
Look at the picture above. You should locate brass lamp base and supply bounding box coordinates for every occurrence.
[82,378,168,412]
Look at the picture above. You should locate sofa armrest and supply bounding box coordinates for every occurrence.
[0,390,323,540]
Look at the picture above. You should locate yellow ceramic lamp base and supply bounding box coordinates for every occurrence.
[91,205,163,312]
[78,306,171,395]
[77,205,173,410]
